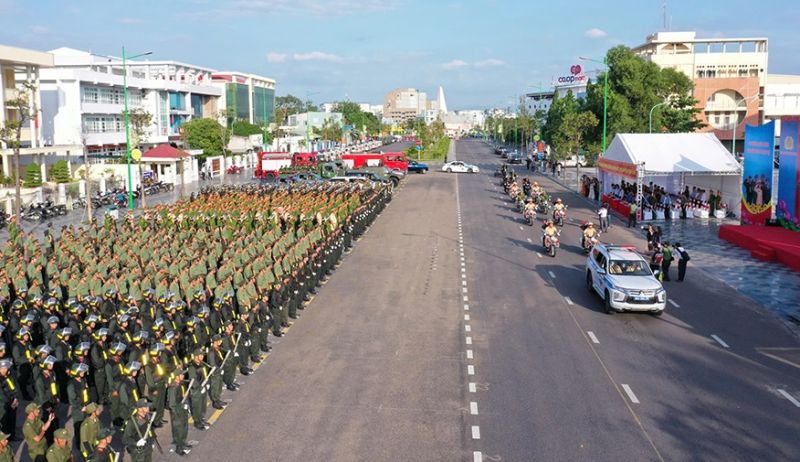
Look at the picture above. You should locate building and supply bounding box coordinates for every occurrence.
[764,74,800,134]
[632,31,769,153]
[0,44,81,179]
[287,111,343,137]
[383,88,428,123]
[523,90,555,114]
[211,71,276,126]
[39,47,223,158]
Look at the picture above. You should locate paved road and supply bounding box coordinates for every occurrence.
[457,139,800,461]
[150,139,800,461]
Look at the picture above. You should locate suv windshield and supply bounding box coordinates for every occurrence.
[608,259,651,276]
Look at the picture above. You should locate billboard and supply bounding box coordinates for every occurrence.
[741,121,775,225]
[777,119,800,224]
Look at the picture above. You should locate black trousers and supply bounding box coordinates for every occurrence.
[628,213,637,228]
[662,260,672,281]
[678,260,687,281]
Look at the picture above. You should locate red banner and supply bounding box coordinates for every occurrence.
[597,158,637,179]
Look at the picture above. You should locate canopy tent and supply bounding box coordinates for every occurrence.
[597,133,742,218]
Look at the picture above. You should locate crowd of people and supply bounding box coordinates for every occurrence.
[609,180,728,221]
[0,181,392,461]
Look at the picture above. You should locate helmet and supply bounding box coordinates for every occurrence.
[193,290,203,299]
[110,342,127,355]
[143,288,154,298]
[132,331,149,343]
[213,298,222,308]
[17,326,31,339]
[57,327,73,339]
[74,342,91,356]
[70,363,89,376]
[587,222,594,227]
[118,314,130,324]
[124,361,142,374]
[556,198,562,203]
[104,288,117,299]
[84,314,99,325]
[35,344,53,356]
[149,343,165,356]
[11,299,25,310]
[45,297,59,308]
[93,328,109,340]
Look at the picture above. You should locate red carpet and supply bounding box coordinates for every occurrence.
[719,224,800,272]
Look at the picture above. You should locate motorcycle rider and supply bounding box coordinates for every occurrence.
[552,198,566,223]
[582,222,599,250]
[542,219,558,247]
[523,198,537,222]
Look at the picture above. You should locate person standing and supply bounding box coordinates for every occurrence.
[661,242,673,282]
[674,243,690,282]
[645,224,655,252]
[628,202,638,228]
[45,428,71,462]
[79,403,101,460]
[525,154,532,171]
[22,403,53,462]
[597,204,609,232]
[166,368,191,456]
[0,360,19,442]
[123,400,155,462]
[0,433,12,462]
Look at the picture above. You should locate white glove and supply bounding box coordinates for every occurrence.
[136,438,146,447]
[183,404,189,411]
[234,352,239,357]
[201,386,207,394]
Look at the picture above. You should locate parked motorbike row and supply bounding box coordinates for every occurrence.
[497,165,602,258]
[20,200,67,222]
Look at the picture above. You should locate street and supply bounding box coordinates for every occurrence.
[163,139,800,461]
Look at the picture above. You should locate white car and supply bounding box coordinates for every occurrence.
[442,161,480,174]
[585,244,666,315]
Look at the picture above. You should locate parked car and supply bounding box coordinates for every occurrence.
[585,244,666,316]
[441,161,479,174]
[557,154,586,168]
[407,160,429,173]
[506,150,524,164]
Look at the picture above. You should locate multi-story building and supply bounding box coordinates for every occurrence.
[764,74,800,133]
[211,72,276,126]
[39,47,223,158]
[287,111,343,137]
[524,90,554,114]
[632,31,768,153]
[0,44,81,179]
[383,88,428,123]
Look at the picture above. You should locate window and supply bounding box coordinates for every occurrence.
[608,260,650,276]
[83,87,99,103]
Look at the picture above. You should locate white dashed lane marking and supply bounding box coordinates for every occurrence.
[467,365,475,375]
[466,349,473,359]
[465,325,471,332]
[464,314,470,321]
[473,452,483,462]
[469,383,477,393]
[778,389,800,408]
[668,299,680,308]
[621,384,640,404]
[548,271,556,278]
[471,426,481,439]
[587,331,600,344]
[711,335,730,349]
[466,337,472,345]
[564,296,574,305]
[470,401,479,415]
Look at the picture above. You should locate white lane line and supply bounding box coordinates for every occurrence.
[464,304,469,311]
[467,365,475,375]
[473,452,483,462]
[470,401,479,415]
[548,271,556,278]
[471,426,481,439]
[466,336,472,345]
[465,325,471,332]
[469,383,477,393]
[463,288,468,294]
[463,296,469,301]
[711,335,730,349]
[587,331,600,344]
[464,314,470,321]
[668,299,680,308]
[519,226,524,230]
[564,296,574,305]
[621,384,640,404]
[461,268,466,273]
[777,389,800,408]
[536,253,543,258]
[462,281,467,286]
[460,257,465,261]
[526,237,532,243]
[466,349,473,359]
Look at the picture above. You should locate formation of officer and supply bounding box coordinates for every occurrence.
[0,181,391,460]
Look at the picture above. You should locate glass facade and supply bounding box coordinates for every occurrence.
[253,87,275,124]
[191,94,203,118]
[169,92,185,111]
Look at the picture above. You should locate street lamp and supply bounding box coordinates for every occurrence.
[730,93,761,156]
[579,56,609,157]
[649,101,669,133]
[122,47,153,210]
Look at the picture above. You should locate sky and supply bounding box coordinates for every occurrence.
[2,0,799,110]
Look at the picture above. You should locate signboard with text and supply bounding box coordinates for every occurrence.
[741,121,775,225]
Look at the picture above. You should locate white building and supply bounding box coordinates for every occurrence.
[211,72,276,126]
[0,44,81,180]
[764,74,800,135]
[39,47,222,158]
[523,90,555,114]
[383,88,428,123]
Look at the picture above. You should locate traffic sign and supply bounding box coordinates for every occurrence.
[533,135,541,141]
[416,145,423,151]
[416,140,422,145]
[131,148,142,161]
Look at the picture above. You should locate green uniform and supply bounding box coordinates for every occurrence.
[166,380,189,450]
[22,417,47,460]
[186,361,209,426]
[144,361,168,426]
[0,446,13,462]
[80,416,100,459]
[123,413,154,462]
[45,442,72,462]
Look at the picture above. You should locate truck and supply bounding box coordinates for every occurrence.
[341,152,409,172]
[254,151,319,179]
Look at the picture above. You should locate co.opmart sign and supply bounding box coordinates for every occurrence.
[554,64,587,85]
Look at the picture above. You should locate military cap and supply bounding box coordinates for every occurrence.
[25,402,40,413]
[54,428,70,440]
[192,348,205,357]
[211,334,222,342]
[47,315,60,324]
[0,433,8,441]
[172,368,186,376]
[134,398,152,409]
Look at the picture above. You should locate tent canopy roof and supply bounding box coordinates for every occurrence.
[603,133,742,175]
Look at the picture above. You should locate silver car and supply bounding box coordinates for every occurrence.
[585,244,666,315]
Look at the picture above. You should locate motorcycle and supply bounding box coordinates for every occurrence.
[581,232,601,253]
[553,206,567,227]
[523,208,537,226]
[226,165,242,174]
[72,197,86,210]
[543,231,561,257]
[21,204,45,222]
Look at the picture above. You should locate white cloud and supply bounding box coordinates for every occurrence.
[474,58,505,67]
[266,52,288,63]
[442,59,469,69]
[585,28,608,39]
[30,25,48,34]
[292,51,343,62]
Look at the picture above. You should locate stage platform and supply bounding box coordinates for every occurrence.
[719,224,800,272]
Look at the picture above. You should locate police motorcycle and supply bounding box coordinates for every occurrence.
[541,222,561,257]
[579,221,601,253]
[494,164,508,178]
[523,198,537,226]
[552,200,567,227]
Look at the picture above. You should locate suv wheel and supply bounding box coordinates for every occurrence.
[651,310,663,317]
[586,272,593,293]
[603,291,614,315]
[446,168,452,173]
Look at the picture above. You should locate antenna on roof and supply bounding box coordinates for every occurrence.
[662,0,668,31]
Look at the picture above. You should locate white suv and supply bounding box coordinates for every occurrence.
[585,244,666,315]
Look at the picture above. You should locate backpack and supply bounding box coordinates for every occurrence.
[679,249,690,262]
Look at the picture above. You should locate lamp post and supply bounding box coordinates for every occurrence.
[731,93,761,156]
[579,56,609,156]
[649,101,669,133]
[122,47,152,210]
[304,91,320,152]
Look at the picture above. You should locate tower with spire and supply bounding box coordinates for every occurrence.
[437,86,448,115]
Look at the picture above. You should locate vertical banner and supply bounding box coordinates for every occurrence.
[777,119,800,224]
[741,121,775,225]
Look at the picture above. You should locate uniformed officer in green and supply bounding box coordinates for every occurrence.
[123,399,155,462]
[22,402,54,462]
[88,427,118,462]
[79,402,101,460]
[186,349,209,430]
[0,432,13,462]
[144,344,168,428]
[206,335,228,410]
[166,368,191,456]
[45,428,71,462]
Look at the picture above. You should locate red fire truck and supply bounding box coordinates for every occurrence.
[254,152,318,179]
[341,152,409,172]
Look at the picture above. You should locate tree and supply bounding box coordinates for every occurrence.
[551,111,599,161]
[23,162,42,187]
[542,91,580,158]
[232,120,264,137]
[50,159,71,183]
[125,107,154,207]
[313,118,342,142]
[332,101,381,136]
[182,118,227,159]
[275,95,317,117]
[0,81,36,223]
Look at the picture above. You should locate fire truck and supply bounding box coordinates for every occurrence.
[341,152,409,172]
[254,152,318,179]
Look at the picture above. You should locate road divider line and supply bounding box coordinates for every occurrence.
[526,238,532,243]
[465,314,470,321]
[464,304,469,311]
[519,226,524,230]
[465,325,471,332]
[464,296,469,302]
[470,402,479,415]
[469,383,477,393]
[466,336,472,345]
[466,349,473,359]
[463,288,468,293]
[621,384,640,404]
[471,426,481,439]
[668,299,680,308]
[467,365,475,375]
[777,389,800,407]
[711,335,730,349]
[564,296,574,305]
[462,281,467,286]
[474,451,483,462]
[548,271,556,278]
[536,253,543,258]
[587,331,600,344]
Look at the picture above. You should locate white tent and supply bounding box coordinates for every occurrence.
[598,133,742,216]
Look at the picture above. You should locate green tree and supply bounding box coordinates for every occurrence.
[275,95,318,117]
[0,81,36,222]
[332,101,381,136]
[313,118,342,142]
[542,91,580,158]
[232,120,264,136]
[551,111,599,161]
[23,162,42,187]
[50,159,71,183]
[182,118,227,159]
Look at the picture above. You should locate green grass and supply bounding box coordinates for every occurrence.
[407,137,450,162]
